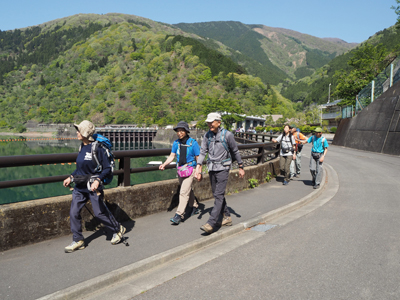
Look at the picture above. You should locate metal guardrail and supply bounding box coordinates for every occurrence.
[0,142,279,190]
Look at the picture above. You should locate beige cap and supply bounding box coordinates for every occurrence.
[205,112,222,122]
[74,120,95,141]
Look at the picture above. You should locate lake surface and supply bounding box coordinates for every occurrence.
[0,135,175,205]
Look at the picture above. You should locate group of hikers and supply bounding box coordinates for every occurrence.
[63,114,328,253]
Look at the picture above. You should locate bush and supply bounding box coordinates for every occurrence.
[15,124,27,133]
[265,172,272,182]
[255,125,264,132]
[248,178,259,188]
[300,125,312,134]
[272,127,281,133]
[330,127,337,133]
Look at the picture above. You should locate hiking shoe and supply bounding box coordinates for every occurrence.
[200,223,214,234]
[283,180,288,185]
[170,213,182,225]
[111,225,126,245]
[313,184,320,189]
[64,240,85,253]
[191,207,200,216]
[221,215,232,226]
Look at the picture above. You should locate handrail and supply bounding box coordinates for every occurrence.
[0,142,279,190]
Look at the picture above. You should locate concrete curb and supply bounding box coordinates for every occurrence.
[38,166,329,300]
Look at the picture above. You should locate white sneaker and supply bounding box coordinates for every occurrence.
[111,225,126,245]
[64,240,85,253]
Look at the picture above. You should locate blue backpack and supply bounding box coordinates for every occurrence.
[79,133,115,185]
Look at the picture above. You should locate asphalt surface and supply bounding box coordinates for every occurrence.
[133,144,400,300]
[0,144,320,300]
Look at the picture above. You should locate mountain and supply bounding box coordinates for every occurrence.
[0,13,296,131]
[174,21,357,80]
[280,24,400,106]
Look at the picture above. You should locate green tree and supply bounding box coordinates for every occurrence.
[392,0,400,24]
[333,43,395,105]
[132,38,137,51]
[114,110,132,124]
[40,75,45,86]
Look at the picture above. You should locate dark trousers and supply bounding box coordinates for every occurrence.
[207,169,230,228]
[70,189,120,242]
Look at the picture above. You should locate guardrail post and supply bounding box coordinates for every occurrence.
[118,157,131,187]
[390,63,394,87]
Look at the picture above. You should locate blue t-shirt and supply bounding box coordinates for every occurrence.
[307,135,329,153]
[71,143,111,192]
[171,137,200,166]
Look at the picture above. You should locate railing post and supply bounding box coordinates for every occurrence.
[257,145,264,164]
[118,157,131,187]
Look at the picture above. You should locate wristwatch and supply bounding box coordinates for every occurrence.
[239,164,244,169]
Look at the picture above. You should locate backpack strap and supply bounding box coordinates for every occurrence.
[281,133,293,147]
[312,136,326,151]
[220,129,231,158]
[91,141,102,173]
[206,129,232,161]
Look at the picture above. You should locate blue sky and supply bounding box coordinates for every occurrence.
[1,0,397,43]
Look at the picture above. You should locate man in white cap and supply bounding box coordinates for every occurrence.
[195,112,245,234]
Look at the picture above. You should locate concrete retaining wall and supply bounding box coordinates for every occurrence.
[333,80,400,156]
[0,159,279,252]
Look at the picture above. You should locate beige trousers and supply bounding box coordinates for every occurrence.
[176,171,198,216]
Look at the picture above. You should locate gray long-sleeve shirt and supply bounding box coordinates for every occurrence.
[197,127,243,171]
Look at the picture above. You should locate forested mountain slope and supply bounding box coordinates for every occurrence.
[174,21,356,80]
[0,13,296,131]
[280,25,400,106]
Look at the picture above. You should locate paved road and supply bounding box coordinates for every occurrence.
[0,145,317,300]
[133,145,400,300]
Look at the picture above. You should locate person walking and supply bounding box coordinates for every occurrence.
[195,113,245,234]
[272,124,296,185]
[159,121,200,225]
[290,127,307,178]
[300,127,329,189]
[63,120,125,253]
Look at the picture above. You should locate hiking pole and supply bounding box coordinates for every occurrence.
[83,202,129,246]
[99,194,130,247]
[83,204,106,232]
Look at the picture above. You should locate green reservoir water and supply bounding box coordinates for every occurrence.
[0,136,175,205]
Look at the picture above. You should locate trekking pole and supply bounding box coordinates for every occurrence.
[83,204,106,233]
[99,194,130,247]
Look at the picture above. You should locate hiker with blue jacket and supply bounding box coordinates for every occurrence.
[62,120,125,253]
[195,113,245,234]
[159,121,200,225]
[299,127,329,189]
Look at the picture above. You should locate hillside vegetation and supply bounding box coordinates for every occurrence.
[0,14,296,131]
[281,25,400,106]
[174,21,356,81]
